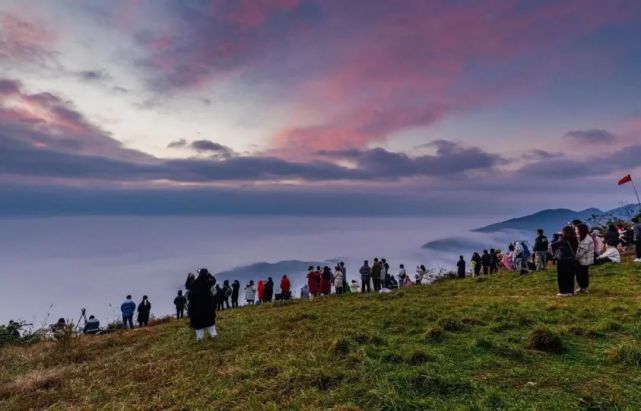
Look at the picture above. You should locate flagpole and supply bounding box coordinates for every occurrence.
[632,177,641,208]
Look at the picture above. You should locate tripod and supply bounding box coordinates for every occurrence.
[75,308,88,331]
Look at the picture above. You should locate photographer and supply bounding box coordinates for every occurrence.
[185,269,217,341]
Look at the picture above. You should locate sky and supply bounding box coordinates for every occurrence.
[1,0,641,217]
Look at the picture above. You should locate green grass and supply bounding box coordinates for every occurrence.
[2,262,641,410]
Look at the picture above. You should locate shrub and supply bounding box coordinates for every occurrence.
[424,326,443,343]
[608,343,641,367]
[526,328,563,354]
[438,319,465,332]
[330,337,351,356]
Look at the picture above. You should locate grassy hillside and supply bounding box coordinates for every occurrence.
[2,262,641,410]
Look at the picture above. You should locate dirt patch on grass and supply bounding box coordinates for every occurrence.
[0,368,66,399]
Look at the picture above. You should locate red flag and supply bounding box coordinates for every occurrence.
[618,174,632,185]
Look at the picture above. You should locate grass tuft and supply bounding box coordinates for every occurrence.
[526,327,563,354]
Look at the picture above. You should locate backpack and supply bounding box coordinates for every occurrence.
[521,242,531,260]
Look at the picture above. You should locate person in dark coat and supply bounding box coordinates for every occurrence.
[231,280,240,308]
[457,256,466,278]
[185,269,217,340]
[320,266,332,295]
[215,285,225,310]
[222,280,232,309]
[137,295,151,327]
[174,290,187,319]
[603,224,620,248]
[489,248,499,273]
[552,226,578,297]
[264,277,274,302]
[481,250,491,275]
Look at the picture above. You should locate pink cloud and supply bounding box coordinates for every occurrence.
[0,11,57,63]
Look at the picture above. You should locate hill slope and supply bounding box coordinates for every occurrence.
[2,262,641,409]
[472,208,602,234]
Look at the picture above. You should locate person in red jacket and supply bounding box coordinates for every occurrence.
[257,280,265,303]
[306,266,320,299]
[320,266,332,295]
[280,275,291,300]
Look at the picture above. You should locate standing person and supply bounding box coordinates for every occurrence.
[307,266,321,299]
[457,256,466,279]
[415,265,427,284]
[371,258,382,292]
[339,262,349,292]
[575,223,595,293]
[633,217,641,263]
[137,296,151,327]
[185,269,217,341]
[245,280,256,305]
[334,266,344,294]
[382,258,390,288]
[231,280,240,308]
[300,284,310,299]
[222,280,232,309]
[257,280,265,303]
[397,264,408,287]
[533,229,549,271]
[552,226,578,297]
[120,295,136,329]
[359,260,371,293]
[280,275,291,300]
[471,252,482,277]
[264,277,274,302]
[489,248,499,273]
[481,250,490,275]
[174,290,187,319]
[320,266,332,295]
[214,285,225,310]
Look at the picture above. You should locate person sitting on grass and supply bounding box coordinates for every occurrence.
[350,280,361,293]
[83,315,100,334]
[595,245,621,264]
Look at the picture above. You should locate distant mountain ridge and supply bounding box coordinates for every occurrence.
[473,204,640,234]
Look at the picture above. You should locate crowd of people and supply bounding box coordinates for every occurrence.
[6,216,639,342]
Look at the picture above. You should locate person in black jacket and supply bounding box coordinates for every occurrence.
[551,226,578,297]
[185,269,217,340]
[481,250,491,275]
[533,229,549,271]
[231,280,240,308]
[215,285,225,311]
[222,280,231,309]
[137,295,151,327]
[264,277,274,302]
[603,224,620,248]
[489,248,499,273]
[457,256,466,278]
[174,290,187,319]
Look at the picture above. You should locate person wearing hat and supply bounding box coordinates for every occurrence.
[185,269,217,341]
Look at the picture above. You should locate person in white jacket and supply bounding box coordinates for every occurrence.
[575,223,595,293]
[244,280,257,305]
[397,264,408,287]
[333,266,344,294]
[596,246,621,264]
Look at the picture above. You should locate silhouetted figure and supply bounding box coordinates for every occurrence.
[552,226,578,296]
[489,248,499,273]
[359,260,371,293]
[264,277,274,302]
[320,266,332,295]
[174,290,187,319]
[457,256,466,278]
[137,295,151,327]
[481,250,490,275]
[222,280,231,309]
[471,252,481,277]
[231,280,240,308]
[215,285,225,310]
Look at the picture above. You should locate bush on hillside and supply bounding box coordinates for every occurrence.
[526,328,563,353]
